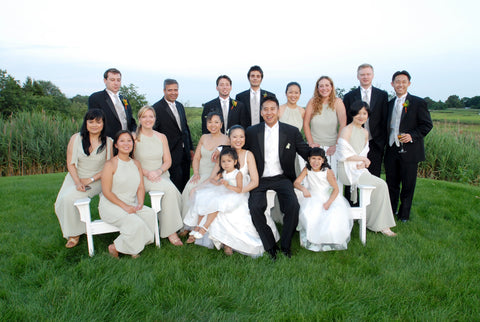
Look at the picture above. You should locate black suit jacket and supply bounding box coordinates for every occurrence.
[235,89,276,127]
[343,86,388,150]
[387,93,433,163]
[201,97,248,134]
[152,98,193,164]
[245,122,310,182]
[88,90,137,139]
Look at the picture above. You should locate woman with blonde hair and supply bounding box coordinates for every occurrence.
[303,76,347,175]
[134,106,184,246]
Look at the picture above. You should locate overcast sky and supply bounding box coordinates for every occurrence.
[1,0,479,107]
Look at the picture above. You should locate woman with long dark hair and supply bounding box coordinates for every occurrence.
[55,109,112,248]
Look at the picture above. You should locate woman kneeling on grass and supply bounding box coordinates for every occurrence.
[55,109,113,248]
[99,130,156,258]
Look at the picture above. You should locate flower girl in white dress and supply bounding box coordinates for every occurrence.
[186,147,244,245]
[294,147,353,251]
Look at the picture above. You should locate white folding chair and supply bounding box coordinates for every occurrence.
[74,191,164,256]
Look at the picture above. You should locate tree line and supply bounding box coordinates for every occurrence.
[1,69,479,122]
[0,69,148,120]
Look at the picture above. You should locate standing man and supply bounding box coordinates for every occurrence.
[384,71,432,222]
[245,95,310,260]
[88,68,137,138]
[152,79,194,193]
[201,75,248,134]
[343,64,388,177]
[236,65,276,127]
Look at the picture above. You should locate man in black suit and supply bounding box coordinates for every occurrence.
[201,75,248,134]
[245,95,310,259]
[343,63,389,177]
[384,70,432,222]
[152,79,194,193]
[235,65,276,127]
[88,68,137,138]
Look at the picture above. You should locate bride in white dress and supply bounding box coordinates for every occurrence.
[207,125,280,257]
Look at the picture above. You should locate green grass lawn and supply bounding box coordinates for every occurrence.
[1,173,480,320]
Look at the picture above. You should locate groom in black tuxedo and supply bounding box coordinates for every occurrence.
[201,75,248,134]
[88,68,137,138]
[384,70,432,221]
[235,65,276,127]
[343,63,389,177]
[152,79,194,192]
[245,95,310,259]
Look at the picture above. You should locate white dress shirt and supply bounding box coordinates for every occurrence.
[263,122,283,177]
[250,89,261,125]
[389,94,407,147]
[219,97,230,129]
[106,89,128,130]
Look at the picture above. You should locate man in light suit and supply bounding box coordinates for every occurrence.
[343,63,389,177]
[384,70,432,222]
[201,75,248,134]
[235,65,276,127]
[88,68,137,138]
[152,79,194,193]
[245,95,310,260]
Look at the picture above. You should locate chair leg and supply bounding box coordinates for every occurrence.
[359,218,366,245]
[149,191,164,248]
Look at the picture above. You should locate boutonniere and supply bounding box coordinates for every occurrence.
[122,98,128,111]
[231,100,237,110]
[403,100,409,113]
[263,92,267,98]
[286,143,291,149]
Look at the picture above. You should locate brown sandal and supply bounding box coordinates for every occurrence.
[65,236,80,248]
[168,234,184,246]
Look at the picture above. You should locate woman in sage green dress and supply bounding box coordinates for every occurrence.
[181,112,229,221]
[55,109,112,248]
[134,106,184,246]
[337,101,397,236]
[304,76,347,175]
[99,130,157,258]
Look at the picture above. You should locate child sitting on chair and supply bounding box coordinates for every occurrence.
[294,147,353,251]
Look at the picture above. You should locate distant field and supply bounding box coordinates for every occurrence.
[430,108,480,125]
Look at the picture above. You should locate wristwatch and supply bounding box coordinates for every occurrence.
[90,177,95,182]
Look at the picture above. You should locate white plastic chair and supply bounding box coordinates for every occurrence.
[337,180,375,245]
[74,191,164,256]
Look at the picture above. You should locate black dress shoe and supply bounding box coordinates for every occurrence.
[281,248,291,258]
[266,246,278,261]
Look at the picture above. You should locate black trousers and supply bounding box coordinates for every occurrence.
[367,140,385,177]
[384,145,419,220]
[169,150,190,193]
[248,175,299,251]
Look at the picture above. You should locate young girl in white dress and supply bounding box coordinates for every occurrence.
[294,147,353,251]
[186,147,243,244]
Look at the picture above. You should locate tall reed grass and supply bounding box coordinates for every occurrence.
[1,109,479,186]
[0,111,79,176]
[420,123,480,185]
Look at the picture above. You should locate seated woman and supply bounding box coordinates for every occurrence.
[99,130,157,258]
[337,100,397,236]
[196,125,280,257]
[55,109,112,248]
[181,112,229,220]
[134,106,184,246]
